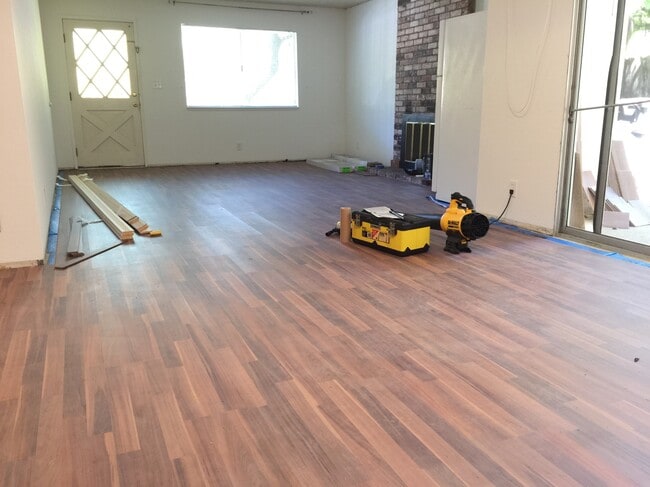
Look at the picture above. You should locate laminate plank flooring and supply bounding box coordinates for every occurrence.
[1,162,649,486]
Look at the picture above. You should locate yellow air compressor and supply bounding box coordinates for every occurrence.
[426,192,490,253]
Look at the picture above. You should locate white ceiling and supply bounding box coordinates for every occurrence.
[183,0,370,10]
[258,0,368,7]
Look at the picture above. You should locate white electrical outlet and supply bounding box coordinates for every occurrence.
[509,180,518,197]
[236,142,242,151]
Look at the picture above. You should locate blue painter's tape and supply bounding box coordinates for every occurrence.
[46,179,63,265]
[493,221,650,268]
[546,236,650,267]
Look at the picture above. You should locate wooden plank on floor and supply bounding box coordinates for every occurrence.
[82,178,137,222]
[615,170,639,201]
[66,217,84,258]
[54,185,123,269]
[81,178,150,234]
[55,241,123,270]
[603,211,630,229]
[610,140,638,200]
[69,175,134,241]
[605,188,650,227]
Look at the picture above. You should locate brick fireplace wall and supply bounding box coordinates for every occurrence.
[393,0,473,165]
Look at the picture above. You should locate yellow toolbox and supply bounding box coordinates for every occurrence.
[351,210,431,256]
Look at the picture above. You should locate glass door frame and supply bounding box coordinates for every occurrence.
[559,0,650,257]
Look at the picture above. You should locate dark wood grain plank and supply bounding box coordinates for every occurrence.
[106,366,141,454]
[320,379,439,486]
[363,376,492,486]
[0,330,31,402]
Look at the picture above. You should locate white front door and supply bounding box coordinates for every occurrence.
[63,19,144,167]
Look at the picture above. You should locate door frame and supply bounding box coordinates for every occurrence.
[63,18,145,168]
[559,0,650,257]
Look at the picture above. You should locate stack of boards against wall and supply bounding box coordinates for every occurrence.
[578,140,650,229]
[55,175,158,269]
[69,175,135,241]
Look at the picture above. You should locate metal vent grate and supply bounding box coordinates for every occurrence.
[404,122,435,162]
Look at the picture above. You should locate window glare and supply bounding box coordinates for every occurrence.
[181,25,299,108]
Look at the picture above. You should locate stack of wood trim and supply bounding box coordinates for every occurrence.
[69,175,134,241]
[605,188,650,227]
[82,179,150,234]
[577,139,649,229]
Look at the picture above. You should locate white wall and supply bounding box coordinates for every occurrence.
[0,0,57,266]
[476,0,576,232]
[345,0,397,164]
[39,0,348,167]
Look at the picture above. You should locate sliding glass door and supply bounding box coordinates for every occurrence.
[563,0,650,254]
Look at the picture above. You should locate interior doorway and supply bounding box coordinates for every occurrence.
[563,0,650,254]
[63,19,144,167]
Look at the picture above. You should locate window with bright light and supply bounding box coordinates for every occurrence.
[181,25,299,108]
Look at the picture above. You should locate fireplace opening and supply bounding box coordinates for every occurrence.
[400,113,435,176]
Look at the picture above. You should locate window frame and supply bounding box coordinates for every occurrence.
[180,24,300,110]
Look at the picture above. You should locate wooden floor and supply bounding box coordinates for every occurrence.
[1,162,649,486]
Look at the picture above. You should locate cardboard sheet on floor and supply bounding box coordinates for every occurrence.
[307,158,354,173]
[54,184,123,269]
